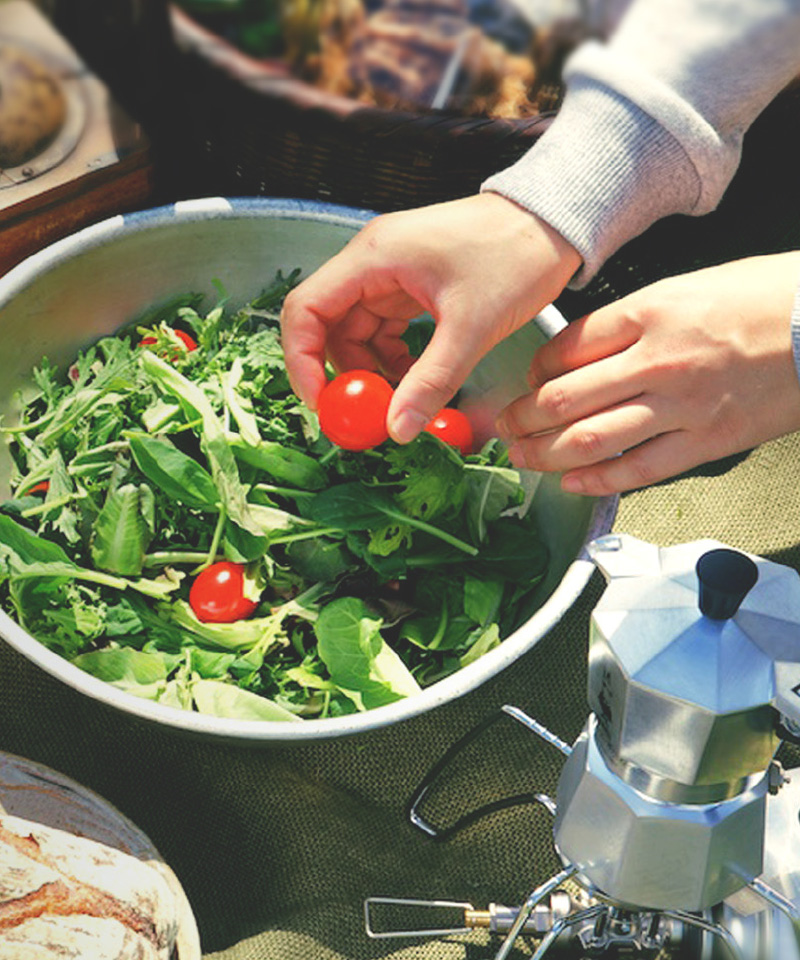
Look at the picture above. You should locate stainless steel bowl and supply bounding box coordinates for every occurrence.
[0,197,617,742]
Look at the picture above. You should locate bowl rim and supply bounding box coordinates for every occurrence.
[0,196,618,742]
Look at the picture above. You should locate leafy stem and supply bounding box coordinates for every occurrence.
[144,551,222,568]
[21,492,88,518]
[267,526,343,546]
[199,507,227,572]
[253,483,316,501]
[379,506,477,556]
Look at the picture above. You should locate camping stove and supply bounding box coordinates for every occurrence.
[366,535,800,958]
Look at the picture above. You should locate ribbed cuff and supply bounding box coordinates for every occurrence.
[482,76,702,286]
[791,274,800,390]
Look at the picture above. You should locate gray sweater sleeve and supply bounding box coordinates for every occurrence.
[482,0,800,286]
[792,276,800,384]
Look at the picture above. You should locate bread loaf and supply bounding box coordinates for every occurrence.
[0,814,180,959]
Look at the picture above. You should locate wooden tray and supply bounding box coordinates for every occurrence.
[0,1,154,277]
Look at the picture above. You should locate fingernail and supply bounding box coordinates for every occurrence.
[562,473,585,494]
[389,408,429,444]
[495,414,510,440]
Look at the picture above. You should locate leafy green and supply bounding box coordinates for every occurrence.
[91,483,155,575]
[309,482,478,556]
[192,679,301,722]
[315,598,420,709]
[140,351,261,537]
[0,274,550,722]
[227,434,326,490]
[127,432,219,510]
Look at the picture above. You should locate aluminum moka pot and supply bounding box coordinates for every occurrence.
[554,534,800,912]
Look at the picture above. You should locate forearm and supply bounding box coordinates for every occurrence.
[483,0,800,285]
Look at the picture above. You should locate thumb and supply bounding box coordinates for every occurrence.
[387,315,488,444]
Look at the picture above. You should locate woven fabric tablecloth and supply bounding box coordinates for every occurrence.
[1,433,799,959]
[1,68,800,960]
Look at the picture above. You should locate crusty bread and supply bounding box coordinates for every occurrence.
[0,43,67,168]
[0,815,180,959]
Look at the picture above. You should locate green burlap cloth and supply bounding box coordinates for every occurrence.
[1,432,799,959]
[1,72,800,960]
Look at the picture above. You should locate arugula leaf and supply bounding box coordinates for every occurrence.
[189,647,238,679]
[127,432,219,511]
[4,561,177,599]
[227,434,326,490]
[400,612,475,652]
[401,317,435,357]
[464,575,504,627]
[464,464,526,543]
[469,517,549,584]
[140,351,262,536]
[368,522,411,557]
[309,483,477,556]
[220,358,261,445]
[0,518,177,599]
[247,268,301,313]
[285,538,352,582]
[91,483,155,576]
[0,514,70,564]
[104,598,146,637]
[459,623,501,667]
[386,433,466,521]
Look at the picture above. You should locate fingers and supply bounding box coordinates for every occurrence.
[559,431,708,496]
[327,312,415,383]
[499,350,643,438]
[370,323,417,382]
[280,264,366,409]
[510,410,712,496]
[387,314,490,443]
[527,304,641,387]
[508,396,668,474]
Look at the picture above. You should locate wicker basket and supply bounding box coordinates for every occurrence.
[168,5,560,211]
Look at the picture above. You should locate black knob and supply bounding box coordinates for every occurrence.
[696,548,759,620]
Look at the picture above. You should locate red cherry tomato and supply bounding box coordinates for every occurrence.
[424,408,473,456]
[138,330,197,352]
[189,561,259,623]
[26,480,50,496]
[174,330,197,351]
[317,370,394,451]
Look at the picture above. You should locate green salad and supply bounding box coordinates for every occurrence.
[0,273,548,721]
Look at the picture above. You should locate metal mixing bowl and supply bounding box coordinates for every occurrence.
[0,197,617,742]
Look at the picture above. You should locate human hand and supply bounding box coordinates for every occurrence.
[280,193,581,443]
[497,252,800,494]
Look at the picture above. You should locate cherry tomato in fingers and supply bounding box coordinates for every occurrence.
[317,370,394,451]
[424,408,473,456]
[189,561,259,623]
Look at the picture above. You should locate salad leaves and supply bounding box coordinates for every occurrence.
[0,273,549,721]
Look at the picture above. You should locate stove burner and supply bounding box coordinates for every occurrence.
[368,536,800,959]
